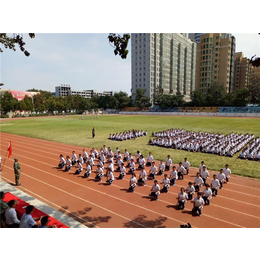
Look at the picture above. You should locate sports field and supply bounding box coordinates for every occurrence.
[1,114,259,178]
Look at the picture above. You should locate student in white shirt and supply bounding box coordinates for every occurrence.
[194,172,204,192]
[158,160,165,175]
[78,154,84,165]
[217,169,226,189]
[75,160,83,175]
[128,159,136,174]
[82,149,88,163]
[183,158,190,175]
[87,155,95,170]
[95,165,104,182]
[138,155,146,169]
[148,162,157,180]
[146,152,154,167]
[202,183,212,205]
[71,151,77,166]
[84,162,92,178]
[177,162,186,180]
[58,154,66,169]
[211,174,220,196]
[118,165,126,179]
[170,165,178,186]
[149,180,161,201]
[64,156,72,172]
[128,173,137,192]
[191,192,205,216]
[106,170,114,185]
[138,169,147,186]
[223,164,231,183]
[177,187,188,210]
[165,155,172,171]
[200,166,209,185]
[199,161,205,174]
[161,174,170,193]
[186,181,195,200]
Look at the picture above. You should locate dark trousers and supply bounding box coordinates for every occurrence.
[212,187,218,196]
[192,206,202,215]
[203,196,210,205]
[84,171,91,178]
[178,172,184,180]
[150,192,158,200]
[170,178,176,186]
[187,192,194,200]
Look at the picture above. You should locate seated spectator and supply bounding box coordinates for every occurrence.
[5,200,20,228]
[19,205,41,228]
[38,216,56,228]
[0,191,8,227]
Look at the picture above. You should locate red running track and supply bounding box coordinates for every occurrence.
[1,132,260,228]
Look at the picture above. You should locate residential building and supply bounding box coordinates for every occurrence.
[195,33,236,94]
[131,33,196,103]
[189,33,206,44]
[233,52,252,90]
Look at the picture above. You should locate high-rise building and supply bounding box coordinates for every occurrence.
[188,33,206,44]
[131,33,196,103]
[195,33,236,94]
[233,52,252,90]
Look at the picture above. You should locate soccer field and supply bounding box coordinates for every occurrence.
[1,114,259,178]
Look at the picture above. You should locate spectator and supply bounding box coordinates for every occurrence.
[19,205,40,228]
[38,216,56,228]
[5,200,20,228]
[0,191,8,227]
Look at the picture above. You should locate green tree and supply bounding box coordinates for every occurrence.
[24,95,34,111]
[232,89,250,106]
[190,90,206,106]
[33,93,46,112]
[0,33,35,56]
[113,91,132,109]
[0,91,18,113]
[205,84,226,106]
[248,75,260,105]
[108,34,130,59]
[133,88,151,108]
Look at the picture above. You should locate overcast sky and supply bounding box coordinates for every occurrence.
[1,33,259,95]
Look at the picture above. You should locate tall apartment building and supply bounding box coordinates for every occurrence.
[131,33,196,103]
[188,33,206,44]
[233,52,252,90]
[195,33,236,94]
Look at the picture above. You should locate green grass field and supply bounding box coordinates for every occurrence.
[1,114,260,178]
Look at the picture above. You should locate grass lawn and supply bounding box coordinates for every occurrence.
[1,114,260,178]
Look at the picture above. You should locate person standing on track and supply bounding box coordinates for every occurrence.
[13,158,22,186]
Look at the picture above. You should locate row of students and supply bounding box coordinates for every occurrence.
[108,129,147,141]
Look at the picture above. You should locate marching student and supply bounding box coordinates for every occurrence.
[71,151,77,166]
[183,158,190,175]
[128,158,136,174]
[146,152,154,167]
[128,173,137,192]
[161,174,171,193]
[106,148,114,162]
[223,164,231,183]
[78,154,84,165]
[177,162,186,180]
[87,154,95,170]
[177,187,188,210]
[200,165,209,185]
[95,165,104,182]
[99,152,106,165]
[199,161,205,174]
[194,172,204,192]
[97,159,104,170]
[185,181,195,200]
[82,149,88,163]
[126,153,134,168]
[202,183,212,205]
[191,192,205,216]
[118,164,127,179]
[64,156,72,172]
[116,157,124,172]
[75,160,83,175]
[138,168,147,186]
[211,174,220,197]
[106,169,114,185]
[135,150,141,163]
[148,162,157,180]
[217,169,226,189]
[158,160,165,175]
[138,155,146,170]
[84,162,92,178]
[149,180,161,201]
[170,165,178,186]
[114,147,120,159]
[106,161,114,176]
[123,149,129,162]
[165,155,172,171]
[58,154,66,169]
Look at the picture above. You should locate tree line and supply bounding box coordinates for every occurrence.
[0,76,259,115]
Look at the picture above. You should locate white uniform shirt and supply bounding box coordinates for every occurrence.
[5,207,20,225]
[194,176,203,185]
[139,170,147,180]
[159,163,165,171]
[66,159,72,166]
[217,172,225,182]
[152,184,160,194]
[166,158,172,166]
[178,192,188,201]
[19,213,36,228]
[60,157,66,164]
[200,170,209,178]
[193,197,205,208]
[183,161,190,168]
[85,165,92,173]
[170,170,178,179]
[177,165,186,173]
[202,188,212,197]
[150,165,157,174]
[107,171,114,181]
[223,168,231,177]
[211,178,220,189]
[162,177,170,186]
[130,176,137,185]
[186,185,195,193]
[147,155,154,163]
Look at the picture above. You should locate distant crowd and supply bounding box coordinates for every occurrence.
[108,129,147,141]
[148,128,255,158]
[238,137,260,161]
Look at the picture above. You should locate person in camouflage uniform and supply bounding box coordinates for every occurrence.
[13,158,21,186]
